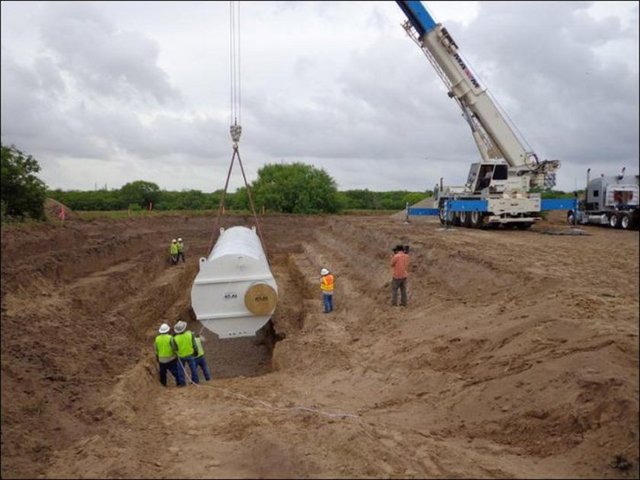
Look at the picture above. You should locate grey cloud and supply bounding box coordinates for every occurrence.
[34,56,66,94]
[39,2,180,105]
[1,1,637,193]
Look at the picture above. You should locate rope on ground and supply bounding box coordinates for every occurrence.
[175,359,358,420]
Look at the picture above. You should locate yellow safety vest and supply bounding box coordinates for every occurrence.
[155,334,175,361]
[321,274,334,292]
[170,243,179,255]
[194,336,204,358]
[174,331,195,358]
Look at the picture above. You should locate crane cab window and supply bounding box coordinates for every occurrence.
[493,165,508,180]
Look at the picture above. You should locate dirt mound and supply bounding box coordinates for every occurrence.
[1,214,638,479]
[44,197,74,221]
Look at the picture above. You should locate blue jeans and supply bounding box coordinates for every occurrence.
[322,293,333,313]
[159,358,185,387]
[194,355,211,381]
[180,356,199,384]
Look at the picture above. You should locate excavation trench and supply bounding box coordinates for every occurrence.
[3,214,637,480]
[158,245,314,381]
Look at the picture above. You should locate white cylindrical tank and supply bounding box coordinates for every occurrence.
[191,226,278,338]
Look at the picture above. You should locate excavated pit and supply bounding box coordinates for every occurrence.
[1,213,638,479]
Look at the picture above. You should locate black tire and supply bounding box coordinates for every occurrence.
[470,211,485,228]
[459,211,472,228]
[609,213,621,229]
[446,209,456,226]
[620,213,631,230]
[438,207,446,225]
[452,212,462,226]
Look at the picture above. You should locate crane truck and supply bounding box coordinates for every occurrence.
[397,1,571,228]
[567,167,639,230]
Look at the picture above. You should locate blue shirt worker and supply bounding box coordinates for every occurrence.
[154,323,185,387]
[173,321,199,384]
[194,332,212,381]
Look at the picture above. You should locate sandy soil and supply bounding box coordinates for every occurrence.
[1,212,638,479]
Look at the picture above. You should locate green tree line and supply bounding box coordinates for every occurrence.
[2,144,576,223]
[47,184,430,213]
[46,163,432,213]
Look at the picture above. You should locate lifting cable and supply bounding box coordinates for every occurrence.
[207,0,267,258]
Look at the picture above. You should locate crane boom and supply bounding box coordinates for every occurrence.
[396,0,559,188]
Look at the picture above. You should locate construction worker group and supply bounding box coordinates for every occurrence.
[154,320,211,387]
[169,237,186,265]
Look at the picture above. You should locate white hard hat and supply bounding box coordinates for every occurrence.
[174,321,186,334]
[158,323,170,334]
[172,239,177,243]
[178,238,182,242]
[320,268,329,275]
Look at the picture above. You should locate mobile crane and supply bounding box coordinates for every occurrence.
[397,1,569,228]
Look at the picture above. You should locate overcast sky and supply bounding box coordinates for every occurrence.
[1,1,638,194]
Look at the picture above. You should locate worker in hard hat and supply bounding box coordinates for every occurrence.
[320,267,335,314]
[169,239,179,265]
[154,323,186,387]
[173,321,200,384]
[193,332,211,381]
[177,237,186,263]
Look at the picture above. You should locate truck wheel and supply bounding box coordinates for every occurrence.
[620,213,631,230]
[567,211,576,225]
[470,211,484,228]
[609,213,621,228]
[516,222,533,230]
[438,207,446,225]
[459,211,472,228]
[452,212,462,226]
[446,209,456,225]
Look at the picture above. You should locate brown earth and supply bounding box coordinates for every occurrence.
[1,212,638,479]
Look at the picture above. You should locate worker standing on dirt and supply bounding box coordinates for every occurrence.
[154,323,186,387]
[169,239,179,265]
[391,245,409,307]
[320,267,335,313]
[193,332,211,381]
[177,238,186,263]
[173,321,200,384]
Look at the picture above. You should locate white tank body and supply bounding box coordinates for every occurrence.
[191,226,278,338]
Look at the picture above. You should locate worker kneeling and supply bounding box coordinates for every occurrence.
[173,321,200,384]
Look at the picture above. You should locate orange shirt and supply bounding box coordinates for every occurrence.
[391,252,409,279]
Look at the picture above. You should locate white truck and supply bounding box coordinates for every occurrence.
[567,167,639,230]
[397,1,567,229]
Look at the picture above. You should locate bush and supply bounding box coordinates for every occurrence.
[1,144,47,221]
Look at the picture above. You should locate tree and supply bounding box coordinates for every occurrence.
[119,180,160,209]
[251,162,341,214]
[1,144,47,221]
